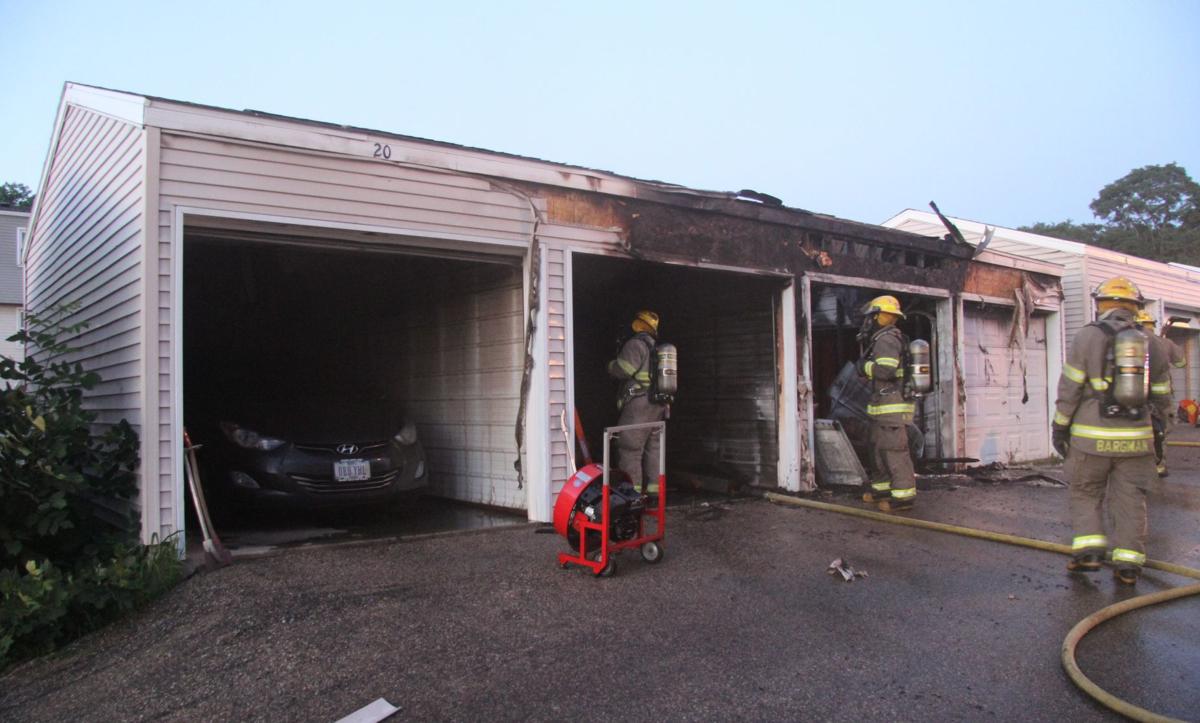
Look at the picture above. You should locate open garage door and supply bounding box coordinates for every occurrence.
[963,304,1050,463]
[571,255,783,489]
[183,229,526,525]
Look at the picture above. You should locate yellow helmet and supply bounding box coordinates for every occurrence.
[1135,309,1155,327]
[1092,277,1145,305]
[632,309,660,335]
[862,295,905,319]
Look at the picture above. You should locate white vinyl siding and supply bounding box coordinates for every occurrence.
[963,306,1050,463]
[0,305,21,360]
[545,246,572,497]
[23,105,146,451]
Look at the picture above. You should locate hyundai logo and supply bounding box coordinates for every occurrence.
[336,443,359,455]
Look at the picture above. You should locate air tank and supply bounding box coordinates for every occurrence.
[908,339,932,394]
[654,343,678,397]
[1111,328,1148,408]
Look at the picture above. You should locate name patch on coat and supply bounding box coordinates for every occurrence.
[1094,439,1150,453]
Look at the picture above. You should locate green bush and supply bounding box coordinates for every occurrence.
[0,306,182,670]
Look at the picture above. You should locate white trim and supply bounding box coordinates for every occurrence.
[564,248,577,476]
[15,228,27,268]
[0,209,32,218]
[935,297,957,458]
[172,206,186,544]
[177,206,529,256]
[953,296,967,456]
[140,126,163,546]
[776,281,802,492]
[803,271,952,299]
[799,274,816,490]
[1045,309,1064,441]
[64,83,147,126]
[525,243,552,522]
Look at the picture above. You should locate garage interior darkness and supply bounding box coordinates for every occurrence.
[183,229,527,539]
[571,254,784,491]
[808,283,941,465]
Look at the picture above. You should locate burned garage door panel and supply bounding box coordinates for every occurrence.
[963,305,1050,463]
[670,288,778,486]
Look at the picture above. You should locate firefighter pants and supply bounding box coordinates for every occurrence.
[616,394,667,490]
[870,423,915,500]
[1066,450,1153,568]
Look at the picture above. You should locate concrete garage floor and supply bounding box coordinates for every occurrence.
[3,450,1198,721]
[197,497,529,559]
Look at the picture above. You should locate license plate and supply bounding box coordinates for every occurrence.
[334,459,370,482]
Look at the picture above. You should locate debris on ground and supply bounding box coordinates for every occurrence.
[674,463,750,496]
[967,462,1066,487]
[827,558,868,582]
[685,502,728,522]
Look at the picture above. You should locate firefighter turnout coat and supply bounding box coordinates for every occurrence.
[1054,308,1173,457]
[861,324,914,425]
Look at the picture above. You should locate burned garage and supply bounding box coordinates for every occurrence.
[21,83,1064,550]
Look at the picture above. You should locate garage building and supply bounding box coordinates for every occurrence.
[886,210,1200,444]
[24,84,1063,545]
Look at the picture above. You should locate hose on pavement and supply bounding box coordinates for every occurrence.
[763,492,1200,723]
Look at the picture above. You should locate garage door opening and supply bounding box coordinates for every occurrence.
[807,282,941,469]
[182,229,527,550]
[571,254,785,493]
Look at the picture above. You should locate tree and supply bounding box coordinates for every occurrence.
[1018,220,1105,245]
[1020,163,1200,265]
[0,182,35,210]
[1091,163,1200,231]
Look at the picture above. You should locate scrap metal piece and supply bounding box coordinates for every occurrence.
[813,419,869,488]
[827,557,868,582]
[335,698,399,723]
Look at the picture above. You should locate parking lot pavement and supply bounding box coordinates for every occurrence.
[3,460,1197,721]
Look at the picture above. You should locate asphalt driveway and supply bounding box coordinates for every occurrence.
[2,457,1198,721]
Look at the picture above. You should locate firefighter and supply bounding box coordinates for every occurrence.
[1136,310,1183,477]
[1052,278,1173,585]
[856,295,916,512]
[607,310,668,497]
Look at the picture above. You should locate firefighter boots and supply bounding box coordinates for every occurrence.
[877,498,914,513]
[1114,567,1140,586]
[1066,553,1102,573]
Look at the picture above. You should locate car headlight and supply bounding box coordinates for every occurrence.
[220,421,286,451]
[394,421,418,446]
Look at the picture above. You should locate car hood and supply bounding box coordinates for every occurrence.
[227,400,407,444]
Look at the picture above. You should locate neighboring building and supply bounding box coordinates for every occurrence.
[885,209,1200,448]
[0,206,28,361]
[25,84,1062,544]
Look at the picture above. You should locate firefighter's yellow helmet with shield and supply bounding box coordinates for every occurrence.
[862,295,905,319]
[1092,277,1145,305]
[632,309,660,335]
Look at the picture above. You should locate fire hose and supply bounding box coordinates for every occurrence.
[763,493,1200,723]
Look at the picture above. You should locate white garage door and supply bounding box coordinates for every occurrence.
[397,263,525,509]
[1164,328,1197,404]
[963,306,1050,463]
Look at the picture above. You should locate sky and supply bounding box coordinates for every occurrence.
[1,0,1198,229]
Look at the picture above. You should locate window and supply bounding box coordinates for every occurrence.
[16,227,26,267]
